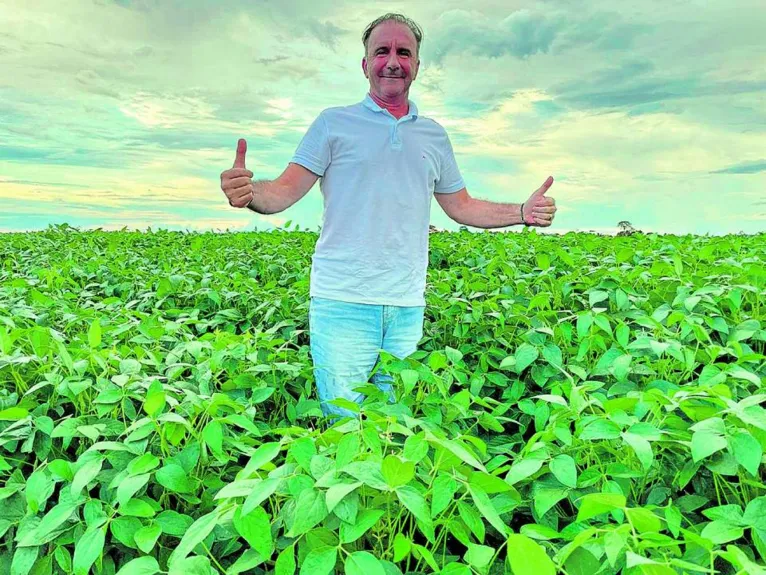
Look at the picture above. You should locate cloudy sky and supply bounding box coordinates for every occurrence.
[1,0,765,235]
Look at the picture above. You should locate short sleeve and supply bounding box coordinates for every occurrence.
[290,113,331,177]
[434,131,465,194]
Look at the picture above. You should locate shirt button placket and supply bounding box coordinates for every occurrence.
[392,121,402,150]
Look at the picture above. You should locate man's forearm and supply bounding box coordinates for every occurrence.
[455,198,525,229]
[246,180,289,215]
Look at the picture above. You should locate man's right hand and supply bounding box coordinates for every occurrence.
[220,139,254,208]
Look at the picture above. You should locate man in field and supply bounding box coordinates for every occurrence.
[220,13,558,420]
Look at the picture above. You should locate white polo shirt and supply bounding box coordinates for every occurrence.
[291,93,465,307]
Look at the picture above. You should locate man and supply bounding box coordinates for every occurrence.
[220,13,557,420]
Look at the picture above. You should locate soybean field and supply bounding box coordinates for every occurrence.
[1,226,765,575]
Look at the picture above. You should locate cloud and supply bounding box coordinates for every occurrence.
[437,86,766,225]
[74,69,122,99]
[423,6,657,65]
[553,11,651,53]
[3,0,766,236]
[710,160,766,175]
[0,177,76,188]
[254,56,289,65]
[427,9,561,63]
[307,20,349,50]
[555,75,766,111]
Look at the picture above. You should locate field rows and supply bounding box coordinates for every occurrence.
[1,226,765,574]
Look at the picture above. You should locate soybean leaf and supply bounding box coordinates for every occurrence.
[345,551,386,575]
[506,534,556,575]
[729,431,762,476]
[73,526,105,575]
[286,488,328,538]
[274,544,296,575]
[340,508,385,544]
[299,546,335,575]
[156,464,194,494]
[168,510,220,568]
[114,556,159,575]
[381,455,415,488]
[576,493,626,522]
[233,506,273,559]
[468,484,508,536]
[549,455,578,488]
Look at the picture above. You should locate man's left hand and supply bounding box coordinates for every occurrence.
[522,176,557,227]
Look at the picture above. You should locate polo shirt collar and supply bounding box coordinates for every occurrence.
[363,92,418,120]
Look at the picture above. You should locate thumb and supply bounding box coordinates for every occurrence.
[533,175,554,198]
[233,138,247,169]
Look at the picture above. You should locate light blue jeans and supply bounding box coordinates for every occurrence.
[308,296,425,419]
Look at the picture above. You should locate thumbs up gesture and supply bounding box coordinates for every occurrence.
[521,176,557,226]
[220,139,254,208]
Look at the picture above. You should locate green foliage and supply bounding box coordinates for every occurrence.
[1,226,765,574]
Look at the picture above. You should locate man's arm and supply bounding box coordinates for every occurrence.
[247,162,320,215]
[435,177,556,228]
[435,188,524,228]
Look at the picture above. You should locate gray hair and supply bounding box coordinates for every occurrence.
[362,13,423,58]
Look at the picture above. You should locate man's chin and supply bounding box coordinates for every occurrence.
[378,86,407,98]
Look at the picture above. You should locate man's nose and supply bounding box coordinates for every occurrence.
[386,51,400,70]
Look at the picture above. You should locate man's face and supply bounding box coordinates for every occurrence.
[362,20,420,101]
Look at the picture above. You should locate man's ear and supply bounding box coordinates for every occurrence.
[362,57,368,78]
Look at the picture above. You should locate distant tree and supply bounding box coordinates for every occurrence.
[617,220,637,236]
